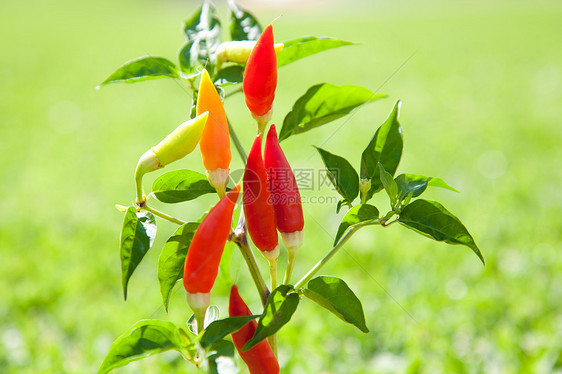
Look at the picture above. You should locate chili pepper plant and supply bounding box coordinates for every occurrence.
[97,1,484,373]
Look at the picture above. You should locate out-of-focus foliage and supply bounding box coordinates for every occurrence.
[0,0,561,373]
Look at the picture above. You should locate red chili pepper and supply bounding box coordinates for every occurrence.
[264,125,304,234]
[243,24,277,131]
[183,185,240,295]
[229,285,279,374]
[264,125,303,283]
[243,134,279,257]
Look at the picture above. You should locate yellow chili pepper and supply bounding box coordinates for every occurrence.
[134,112,209,204]
[152,112,208,166]
[216,41,284,65]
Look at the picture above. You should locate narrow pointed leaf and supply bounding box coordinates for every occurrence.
[228,0,262,41]
[315,147,359,204]
[280,83,386,141]
[378,163,398,207]
[157,222,199,311]
[178,40,199,75]
[394,174,429,201]
[120,207,157,300]
[398,199,484,264]
[334,204,379,245]
[98,320,184,374]
[303,276,369,333]
[242,285,299,351]
[183,1,222,74]
[199,316,260,349]
[360,100,403,200]
[152,169,217,203]
[336,199,348,214]
[99,57,179,87]
[277,37,356,67]
[428,177,459,193]
[394,174,459,202]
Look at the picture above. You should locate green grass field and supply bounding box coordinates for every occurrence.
[1,0,561,372]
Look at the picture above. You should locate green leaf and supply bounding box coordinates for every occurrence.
[428,177,460,193]
[98,320,184,374]
[277,37,356,68]
[315,147,359,204]
[243,285,299,351]
[228,0,262,41]
[303,276,369,333]
[280,83,386,141]
[99,57,179,87]
[398,199,484,264]
[120,207,157,300]
[199,316,259,349]
[214,65,244,86]
[334,204,379,245]
[152,169,217,204]
[206,339,237,374]
[360,100,404,200]
[394,174,459,202]
[336,199,348,214]
[183,1,222,75]
[178,40,199,76]
[394,174,429,201]
[378,163,398,207]
[157,222,199,312]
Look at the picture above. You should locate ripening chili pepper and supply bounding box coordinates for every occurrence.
[243,24,277,133]
[216,40,284,66]
[229,285,280,374]
[183,185,240,329]
[134,112,209,204]
[264,125,304,284]
[197,68,231,197]
[243,134,279,259]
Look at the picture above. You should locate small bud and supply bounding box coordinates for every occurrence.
[359,178,371,202]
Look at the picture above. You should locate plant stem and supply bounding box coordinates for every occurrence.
[283,249,298,285]
[134,166,145,206]
[268,258,278,293]
[195,313,205,336]
[267,258,278,357]
[143,205,186,225]
[232,211,269,306]
[234,236,269,307]
[225,87,242,99]
[294,222,379,289]
[227,116,247,163]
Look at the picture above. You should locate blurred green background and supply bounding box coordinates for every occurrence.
[1,0,561,372]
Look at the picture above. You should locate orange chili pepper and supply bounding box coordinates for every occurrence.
[197,69,231,196]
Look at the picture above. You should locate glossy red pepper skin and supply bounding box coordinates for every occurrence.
[264,125,304,233]
[229,285,280,374]
[243,134,278,252]
[182,185,240,294]
[243,24,277,117]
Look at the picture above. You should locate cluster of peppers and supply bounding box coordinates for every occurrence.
[134,24,302,372]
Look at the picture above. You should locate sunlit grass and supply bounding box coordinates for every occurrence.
[1,0,561,372]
